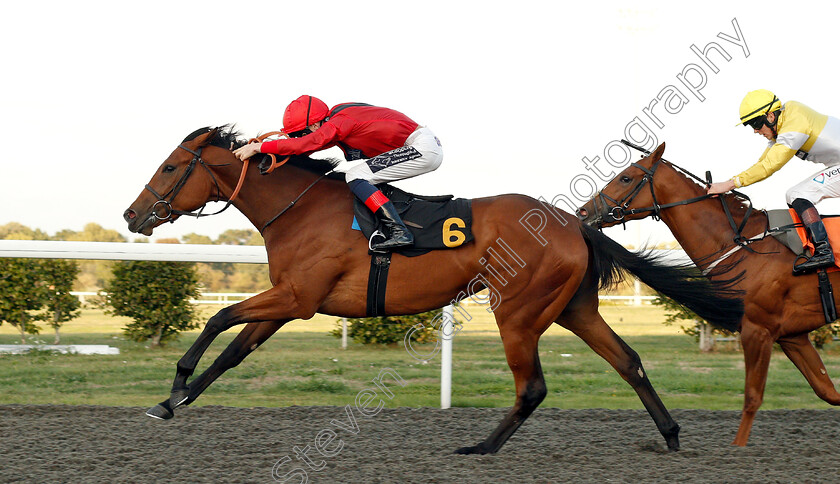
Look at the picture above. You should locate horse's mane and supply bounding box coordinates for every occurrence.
[183,125,242,149]
[184,125,343,178]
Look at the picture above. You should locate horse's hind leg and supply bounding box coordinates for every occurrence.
[778,332,840,404]
[146,321,286,419]
[455,327,547,455]
[556,303,680,451]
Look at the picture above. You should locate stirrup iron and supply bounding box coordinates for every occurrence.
[369,230,387,252]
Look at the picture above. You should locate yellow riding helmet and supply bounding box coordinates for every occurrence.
[737,89,782,126]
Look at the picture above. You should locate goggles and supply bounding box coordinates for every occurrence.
[744,116,766,130]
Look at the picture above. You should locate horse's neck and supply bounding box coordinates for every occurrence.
[654,168,768,264]
[219,161,346,237]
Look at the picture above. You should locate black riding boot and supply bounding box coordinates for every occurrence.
[794,220,835,274]
[791,198,835,274]
[371,201,414,251]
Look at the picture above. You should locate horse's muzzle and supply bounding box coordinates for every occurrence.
[575,205,602,228]
[124,208,155,235]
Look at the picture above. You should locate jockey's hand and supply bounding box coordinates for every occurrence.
[707,180,736,196]
[233,141,261,161]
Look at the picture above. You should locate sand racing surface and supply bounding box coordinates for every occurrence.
[2,405,840,483]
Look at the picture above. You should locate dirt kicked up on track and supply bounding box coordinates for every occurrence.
[2,405,840,483]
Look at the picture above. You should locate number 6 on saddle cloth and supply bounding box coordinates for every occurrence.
[352,184,473,257]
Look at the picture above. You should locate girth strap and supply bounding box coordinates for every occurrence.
[818,269,837,324]
[366,252,392,317]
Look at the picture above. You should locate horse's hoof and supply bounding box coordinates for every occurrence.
[169,388,190,409]
[146,402,174,420]
[454,444,490,455]
[665,425,680,451]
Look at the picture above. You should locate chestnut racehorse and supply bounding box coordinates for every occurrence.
[125,127,743,453]
[577,142,840,446]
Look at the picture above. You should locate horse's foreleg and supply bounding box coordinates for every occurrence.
[558,308,680,451]
[733,321,773,446]
[778,332,840,404]
[169,286,305,409]
[455,330,546,455]
[184,320,287,402]
[147,321,287,420]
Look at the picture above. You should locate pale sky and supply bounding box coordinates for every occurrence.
[3,1,840,248]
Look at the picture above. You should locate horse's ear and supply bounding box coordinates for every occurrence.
[192,128,219,148]
[181,126,219,147]
[650,142,666,162]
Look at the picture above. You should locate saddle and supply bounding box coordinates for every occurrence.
[352,184,473,257]
[353,184,473,317]
[767,209,840,272]
[768,209,839,324]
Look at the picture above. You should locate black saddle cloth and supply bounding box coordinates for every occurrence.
[353,184,473,257]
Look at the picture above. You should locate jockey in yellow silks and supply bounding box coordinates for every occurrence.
[708,89,840,273]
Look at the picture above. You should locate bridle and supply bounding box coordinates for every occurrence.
[144,132,290,223]
[592,141,713,224]
[145,144,240,221]
[592,140,757,248]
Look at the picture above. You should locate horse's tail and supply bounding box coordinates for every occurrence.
[580,224,744,332]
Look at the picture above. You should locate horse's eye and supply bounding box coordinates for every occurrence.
[163,165,176,173]
[620,175,632,183]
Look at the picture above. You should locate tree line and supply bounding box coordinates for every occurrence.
[7,221,754,351]
[0,222,265,348]
[0,258,80,344]
[0,255,202,348]
[0,222,271,293]
[0,222,443,350]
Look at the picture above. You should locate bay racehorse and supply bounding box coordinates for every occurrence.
[124,127,744,453]
[577,141,840,446]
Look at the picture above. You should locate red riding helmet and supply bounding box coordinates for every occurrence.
[283,95,329,134]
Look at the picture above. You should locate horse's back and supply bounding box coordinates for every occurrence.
[470,193,591,278]
[470,193,585,245]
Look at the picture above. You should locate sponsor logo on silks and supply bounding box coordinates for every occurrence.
[813,167,840,184]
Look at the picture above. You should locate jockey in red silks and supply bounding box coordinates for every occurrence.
[234,95,443,251]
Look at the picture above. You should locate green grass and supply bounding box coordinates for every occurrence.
[2,307,839,411]
[0,303,685,338]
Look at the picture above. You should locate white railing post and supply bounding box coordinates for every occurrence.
[441,305,454,409]
[341,318,348,349]
[634,279,642,306]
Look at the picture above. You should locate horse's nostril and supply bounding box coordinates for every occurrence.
[576,208,588,218]
[124,209,137,222]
